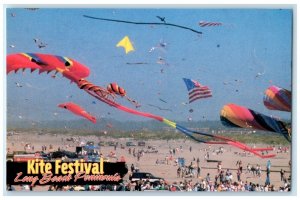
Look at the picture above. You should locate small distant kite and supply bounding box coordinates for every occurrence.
[199,21,222,27]
[25,8,39,10]
[156,16,166,23]
[149,39,168,53]
[159,98,167,103]
[15,82,22,87]
[116,36,134,54]
[255,70,265,78]
[106,123,113,128]
[147,104,172,112]
[126,62,149,65]
[157,57,168,65]
[33,38,47,49]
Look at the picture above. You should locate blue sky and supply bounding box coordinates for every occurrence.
[6,8,292,123]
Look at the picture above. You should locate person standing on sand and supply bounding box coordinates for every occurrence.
[265,166,271,185]
[205,173,211,183]
[177,167,181,178]
[197,166,201,178]
[196,157,200,167]
[131,164,135,172]
[217,162,222,173]
[280,169,285,181]
[237,169,241,182]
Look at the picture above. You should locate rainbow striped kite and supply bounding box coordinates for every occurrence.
[199,21,222,27]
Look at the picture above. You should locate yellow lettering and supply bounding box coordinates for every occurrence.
[84,163,92,174]
[55,160,61,174]
[99,157,104,174]
[61,163,68,174]
[45,163,52,173]
[92,163,99,174]
[27,160,36,174]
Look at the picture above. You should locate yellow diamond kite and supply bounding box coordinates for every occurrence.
[116,36,135,54]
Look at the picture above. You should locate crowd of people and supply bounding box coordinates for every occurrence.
[7,133,291,192]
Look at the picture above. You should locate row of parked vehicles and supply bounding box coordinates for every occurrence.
[98,141,146,147]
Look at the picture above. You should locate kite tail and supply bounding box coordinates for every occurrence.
[77,79,274,158]
[78,79,164,121]
[173,123,275,158]
[125,96,141,108]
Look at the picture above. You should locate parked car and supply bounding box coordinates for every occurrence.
[129,172,163,183]
[107,141,116,146]
[98,141,106,146]
[126,141,136,147]
[138,141,146,146]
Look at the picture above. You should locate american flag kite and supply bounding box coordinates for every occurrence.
[199,21,222,27]
[183,78,212,103]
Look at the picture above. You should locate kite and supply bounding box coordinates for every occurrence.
[126,62,149,65]
[33,38,48,49]
[106,82,140,108]
[58,102,97,124]
[15,82,22,88]
[220,103,290,142]
[24,8,39,10]
[7,52,275,158]
[156,16,166,23]
[147,104,172,112]
[263,85,291,112]
[107,82,126,97]
[183,78,212,103]
[7,53,90,79]
[199,21,222,27]
[83,15,203,34]
[255,71,265,79]
[149,39,168,53]
[159,98,167,103]
[116,36,134,54]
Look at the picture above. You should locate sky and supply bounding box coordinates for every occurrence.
[6,7,292,123]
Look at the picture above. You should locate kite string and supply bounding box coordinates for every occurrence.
[83,15,203,34]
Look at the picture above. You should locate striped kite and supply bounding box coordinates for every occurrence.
[199,21,222,27]
[263,85,291,112]
[220,103,290,142]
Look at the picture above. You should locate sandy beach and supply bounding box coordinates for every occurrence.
[6,131,291,191]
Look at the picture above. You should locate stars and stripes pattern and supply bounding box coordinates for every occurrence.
[183,78,212,103]
[199,21,222,27]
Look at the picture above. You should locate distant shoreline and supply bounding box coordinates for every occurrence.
[6,129,290,145]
